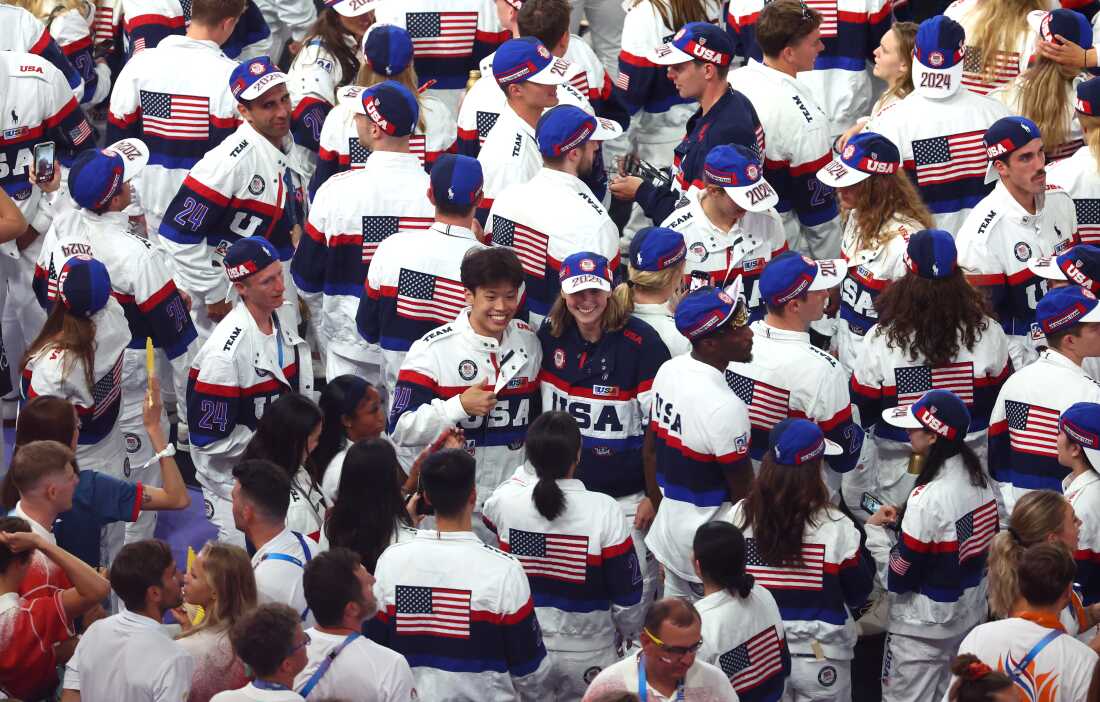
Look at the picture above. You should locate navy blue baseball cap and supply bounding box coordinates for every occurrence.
[1076,77,1100,116]
[984,116,1042,183]
[882,389,971,441]
[430,154,483,208]
[904,229,958,280]
[352,80,418,137]
[703,144,778,212]
[492,37,577,88]
[769,418,843,466]
[1036,284,1100,335]
[759,251,847,307]
[363,24,413,76]
[230,56,288,102]
[58,255,112,318]
[1029,245,1100,294]
[535,105,623,157]
[68,138,149,211]
[559,252,613,294]
[1061,402,1100,468]
[1029,8,1093,50]
[629,227,687,272]
[225,237,280,282]
[649,22,733,66]
[674,282,747,341]
[817,132,900,188]
[913,17,965,98]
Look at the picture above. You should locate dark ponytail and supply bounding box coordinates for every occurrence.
[899,434,986,523]
[693,521,755,598]
[525,412,582,522]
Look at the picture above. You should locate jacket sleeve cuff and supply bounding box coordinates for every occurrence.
[443,395,470,425]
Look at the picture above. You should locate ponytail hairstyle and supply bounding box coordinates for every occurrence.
[611,263,684,317]
[986,489,1072,618]
[946,654,1013,701]
[525,411,582,522]
[693,521,755,598]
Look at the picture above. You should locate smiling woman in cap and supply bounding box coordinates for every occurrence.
[20,256,133,509]
[816,131,934,372]
[720,417,873,701]
[538,250,673,607]
[865,388,1000,702]
[850,228,1010,508]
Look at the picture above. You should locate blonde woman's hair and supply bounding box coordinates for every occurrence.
[354,61,427,131]
[1016,58,1079,153]
[177,542,258,639]
[546,290,632,338]
[612,265,683,317]
[629,0,711,31]
[7,0,89,23]
[986,490,1071,618]
[882,22,918,103]
[969,0,1046,83]
[844,170,934,253]
[1083,113,1100,166]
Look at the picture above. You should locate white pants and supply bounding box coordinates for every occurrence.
[201,484,247,548]
[662,567,704,602]
[568,0,626,78]
[784,655,851,702]
[325,347,381,388]
[549,646,620,702]
[616,493,661,628]
[880,632,962,702]
[118,348,167,544]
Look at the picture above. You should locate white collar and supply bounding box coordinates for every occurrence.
[992,180,1045,223]
[252,527,295,564]
[12,502,55,543]
[455,308,510,353]
[1041,348,1087,374]
[632,301,675,317]
[118,608,166,631]
[694,588,734,613]
[751,319,810,344]
[429,221,478,241]
[413,529,482,543]
[1064,469,1100,496]
[365,150,422,168]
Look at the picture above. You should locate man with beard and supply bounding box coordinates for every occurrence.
[644,283,755,601]
[488,104,625,325]
[956,116,1079,370]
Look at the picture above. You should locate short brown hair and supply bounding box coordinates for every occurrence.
[10,440,74,495]
[230,603,301,677]
[109,539,175,612]
[755,0,822,58]
[190,0,246,26]
[1018,542,1076,607]
[518,0,571,51]
[644,597,700,635]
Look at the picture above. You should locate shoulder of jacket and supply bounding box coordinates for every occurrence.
[421,323,458,346]
[6,52,58,82]
[661,205,695,230]
[206,311,249,358]
[480,540,523,565]
[806,343,841,370]
[213,130,257,163]
[622,316,664,346]
[959,204,1003,243]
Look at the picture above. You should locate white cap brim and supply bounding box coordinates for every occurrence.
[725,178,780,212]
[882,403,922,429]
[810,259,848,290]
[238,71,288,101]
[1026,9,1049,37]
[1028,256,1068,281]
[593,116,624,141]
[1086,446,1100,470]
[104,138,149,181]
[649,42,693,65]
[527,57,581,86]
[331,0,380,16]
[816,158,873,189]
[337,84,367,105]
[912,61,963,100]
[1083,304,1100,323]
[823,437,844,456]
[561,274,612,294]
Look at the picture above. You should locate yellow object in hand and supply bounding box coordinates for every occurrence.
[184,546,205,626]
[146,337,155,378]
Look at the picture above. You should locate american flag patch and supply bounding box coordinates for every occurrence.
[745,538,825,590]
[132,36,146,53]
[396,269,466,324]
[568,70,590,96]
[956,500,998,563]
[912,130,986,187]
[1075,199,1100,245]
[895,362,974,405]
[92,353,124,419]
[889,549,910,576]
[491,216,548,277]
[361,216,433,263]
[725,372,790,429]
[961,47,1019,96]
[349,137,370,168]
[1005,400,1060,458]
[476,111,499,143]
[140,91,210,140]
[68,119,93,145]
[614,71,629,91]
[406,11,478,58]
[395,585,471,638]
[719,626,784,692]
[509,529,589,583]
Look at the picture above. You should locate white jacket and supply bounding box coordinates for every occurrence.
[488,167,621,324]
[187,301,314,498]
[727,60,841,258]
[696,587,790,700]
[372,530,552,701]
[956,181,1078,369]
[1065,470,1100,608]
[291,150,433,365]
[389,310,543,509]
[631,303,691,357]
[481,478,644,651]
[1045,141,1100,247]
[477,103,542,211]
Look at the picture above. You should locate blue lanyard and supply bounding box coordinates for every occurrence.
[1008,629,1062,687]
[637,654,685,702]
[252,679,291,691]
[299,632,360,697]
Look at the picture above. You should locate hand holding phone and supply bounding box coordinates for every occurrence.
[32,142,56,185]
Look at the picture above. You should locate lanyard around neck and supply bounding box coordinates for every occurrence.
[637,654,685,702]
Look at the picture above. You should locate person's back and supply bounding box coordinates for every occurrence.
[63,539,193,702]
[371,449,551,701]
